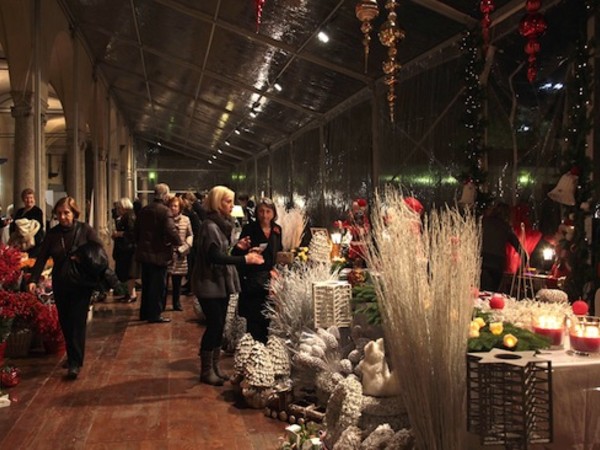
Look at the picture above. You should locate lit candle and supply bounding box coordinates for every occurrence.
[570,323,600,354]
[533,315,564,347]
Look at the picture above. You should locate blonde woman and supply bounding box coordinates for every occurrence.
[192,185,264,385]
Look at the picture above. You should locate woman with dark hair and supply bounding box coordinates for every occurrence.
[233,197,282,343]
[27,197,106,380]
[192,186,264,385]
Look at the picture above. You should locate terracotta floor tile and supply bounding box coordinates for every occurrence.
[0,295,283,449]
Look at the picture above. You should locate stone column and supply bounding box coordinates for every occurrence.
[11,93,35,207]
[65,128,85,208]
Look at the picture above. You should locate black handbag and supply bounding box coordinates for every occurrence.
[60,223,109,288]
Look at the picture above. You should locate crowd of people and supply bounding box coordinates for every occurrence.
[4,184,570,383]
[9,183,278,384]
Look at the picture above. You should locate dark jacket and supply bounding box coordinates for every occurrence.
[29,221,102,291]
[134,199,182,266]
[232,221,282,275]
[192,217,244,299]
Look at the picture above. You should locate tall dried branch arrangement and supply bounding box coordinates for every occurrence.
[266,264,337,352]
[276,205,307,251]
[364,189,481,450]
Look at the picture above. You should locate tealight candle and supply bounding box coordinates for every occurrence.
[569,316,600,354]
[532,315,564,347]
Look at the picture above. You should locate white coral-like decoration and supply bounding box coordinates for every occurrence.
[360,424,395,450]
[267,335,291,378]
[333,425,363,450]
[234,333,256,376]
[325,375,363,447]
[244,341,275,388]
[383,429,415,450]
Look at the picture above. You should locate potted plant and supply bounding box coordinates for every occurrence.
[36,303,64,354]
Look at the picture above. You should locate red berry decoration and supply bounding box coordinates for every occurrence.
[489,295,505,310]
[572,300,589,316]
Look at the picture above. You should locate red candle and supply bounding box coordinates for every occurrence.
[569,324,600,353]
[533,326,564,346]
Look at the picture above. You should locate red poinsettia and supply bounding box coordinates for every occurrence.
[0,244,24,287]
[36,303,63,343]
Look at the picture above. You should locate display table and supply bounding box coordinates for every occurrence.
[468,344,600,449]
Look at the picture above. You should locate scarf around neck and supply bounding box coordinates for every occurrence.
[206,211,234,242]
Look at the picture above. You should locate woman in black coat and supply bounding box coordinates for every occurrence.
[232,198,283,343]
[192,186,264,385]
[111,197,138,302]
[28,197,104,380]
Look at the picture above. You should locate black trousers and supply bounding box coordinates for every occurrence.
[140,263,167,321]
[54,286,93,368]
[198,296,229,351]
[169,274,183,309]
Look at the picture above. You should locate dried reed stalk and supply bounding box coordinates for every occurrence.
[364,189,481,450]
[276,205,307,251]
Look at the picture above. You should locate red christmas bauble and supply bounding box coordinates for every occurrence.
[527,65,538,83]
[524,39,540,55]
[519,13,547,39]
[572,300,589,316]
[480,0,495,14]
[489,295,505,310]
[525,0,541,12]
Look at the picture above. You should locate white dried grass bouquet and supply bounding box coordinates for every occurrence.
[266,264,337,352]
[276,205,307,251]
[363,189,481,450]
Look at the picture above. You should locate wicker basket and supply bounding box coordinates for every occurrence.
[5,328,33,358]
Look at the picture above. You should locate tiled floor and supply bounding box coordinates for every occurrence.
[0,294,284,449]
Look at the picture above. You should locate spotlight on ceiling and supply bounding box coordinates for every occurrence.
[234,129,241,135]
[208,160,213,164]
[217,148,223,154]
[212,155,217,159]
[318,31,330,43]
[274,83,282,92]
[249,111,257,118]
[225,140,231,146]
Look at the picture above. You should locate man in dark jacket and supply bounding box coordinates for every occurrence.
[134,183,182,323]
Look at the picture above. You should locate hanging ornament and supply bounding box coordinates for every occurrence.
[519,0,547,83]
[255,0,266,33]
[378,0,405,123]
[480,0,495,57]
[355,0,380,73]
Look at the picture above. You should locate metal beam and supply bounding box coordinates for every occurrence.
[154,0,371,84]
[410,0,478,26]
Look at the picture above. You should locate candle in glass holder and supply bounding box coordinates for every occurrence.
[533,315,564,347]
[569,317,600,354]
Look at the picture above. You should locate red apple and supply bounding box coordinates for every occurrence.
[572,300,589,316]
[489,295,505,310]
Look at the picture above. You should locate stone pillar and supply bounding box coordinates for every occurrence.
[96,147,108,237]
[11,93,35,207]
[65,128,85,208]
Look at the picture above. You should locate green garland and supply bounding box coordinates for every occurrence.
[458,29,492,212]
[468,322,551,352]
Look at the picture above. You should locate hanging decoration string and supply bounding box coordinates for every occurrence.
[480,0,495,58]
[255,0,266,33]
[518,0,548,83]
[378,0,405,123]
[355,0,380,73]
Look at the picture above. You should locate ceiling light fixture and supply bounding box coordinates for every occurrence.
[318,31,330,43]
[208,160,213,164]
[212,155,217,159]
[234,129,241,135]
[274,83,282,92]
[225,140,231,146]
[217,148,223,154]
[249,111,257,118]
